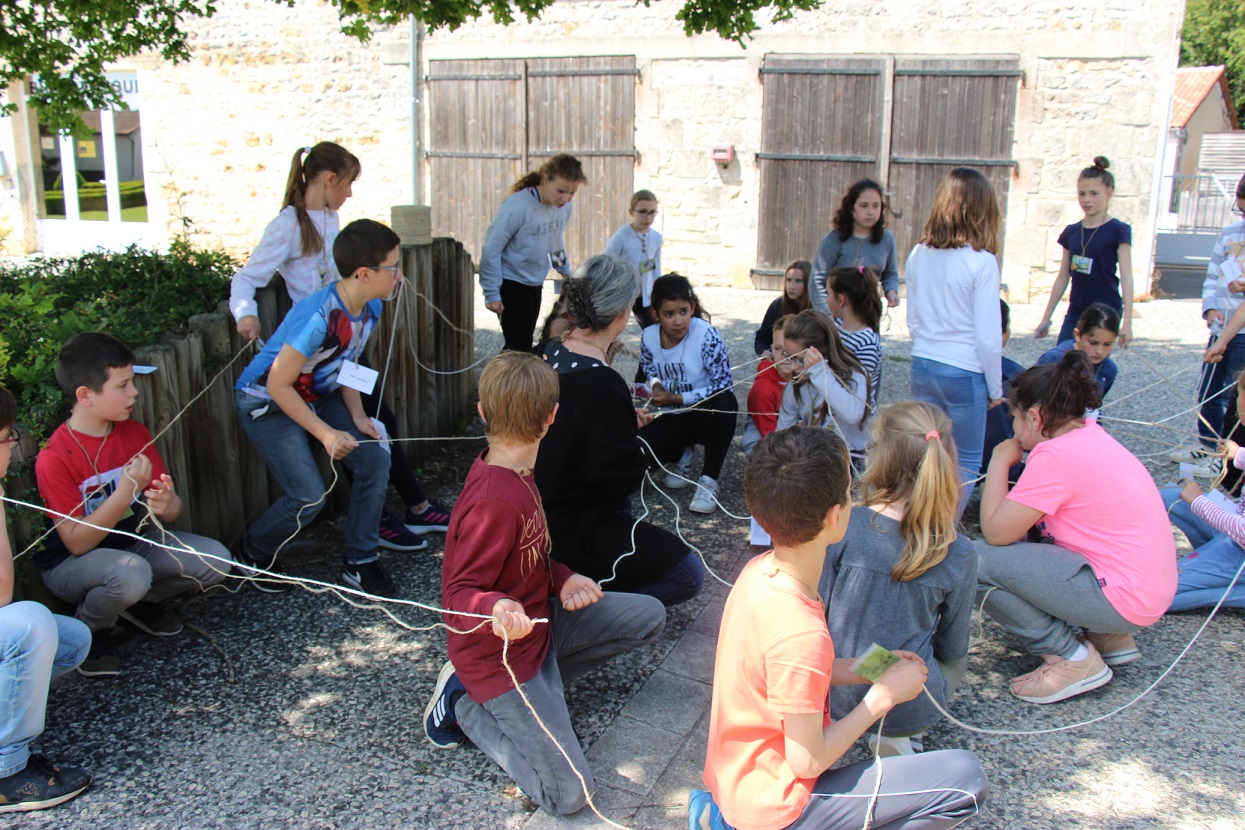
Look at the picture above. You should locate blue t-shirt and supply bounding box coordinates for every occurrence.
[1036,340,1117,398]
[981,356,1026,475]
[1057,218,1131,310]
[236,282,382,402]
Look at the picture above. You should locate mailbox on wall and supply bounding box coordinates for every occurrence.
[710,145,735,166]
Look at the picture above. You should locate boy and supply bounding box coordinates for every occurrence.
[742,314,795,457]
[1,385,92,812]
[424,352,665,815]
[35,333,231,678]
[980,299,1026,477]
[234,219,402,597]
[692,427,987,830]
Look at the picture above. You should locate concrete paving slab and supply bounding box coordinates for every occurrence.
[659,629,718,686]
[584,716,680,796]
[618,668,711,735]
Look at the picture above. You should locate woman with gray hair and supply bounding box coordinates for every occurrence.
[534,255,705,606]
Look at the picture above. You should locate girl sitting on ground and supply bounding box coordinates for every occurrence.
[1035,302,1119,400]
[754,260,812,356]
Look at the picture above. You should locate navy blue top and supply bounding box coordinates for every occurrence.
[981,356,1025,476]
[1036,340,1117,398]
[1057,218,1131,310]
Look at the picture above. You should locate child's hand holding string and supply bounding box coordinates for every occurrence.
[560,574,603,611]
[491,598,533,641]
[321,430,358,460]
[1204,338,1227,364]
[123,453,154,501]
[1221,437,1241,460]
[1179,478,1204,504]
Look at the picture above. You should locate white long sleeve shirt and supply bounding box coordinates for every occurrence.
[229,205,340,322]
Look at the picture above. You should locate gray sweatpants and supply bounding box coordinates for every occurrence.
[454,592,666,816]
[785,749,987,830]
[975,540,1140,660]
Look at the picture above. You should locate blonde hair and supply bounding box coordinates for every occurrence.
[478,352,560,444]
[918,168,1001,254]
[858,401,960,581]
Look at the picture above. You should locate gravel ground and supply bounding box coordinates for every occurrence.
[21,287,1245,829]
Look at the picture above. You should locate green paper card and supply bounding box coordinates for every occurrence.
[851,642,900,683]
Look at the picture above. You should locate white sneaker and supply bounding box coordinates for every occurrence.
[1169,447,1212,464]
[1192,457,1223,479]
[867,733,919,757]
[664,447,696,489]
[689,476,719,514]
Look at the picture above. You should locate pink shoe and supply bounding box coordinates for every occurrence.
[1010,646,1112,704]
[1085,632,1141,667]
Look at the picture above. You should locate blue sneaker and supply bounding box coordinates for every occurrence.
[424,661,467,749]
[379,510,429,551]
[688,789,731,829]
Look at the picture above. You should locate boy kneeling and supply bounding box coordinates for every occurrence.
[693,427,987,829]
[425,352,666,815]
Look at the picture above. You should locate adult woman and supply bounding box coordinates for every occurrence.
[534,255,704,607]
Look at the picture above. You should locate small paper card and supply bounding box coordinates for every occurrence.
[549,249,568,271]
[850,643,901,684]
[1180,462,1199,480]
[1222,257,1243,283]
[749,516,771,547]
[1206,489,1237,513]
[133,365,157,375]
[370,416,391,456]
[1071,254,1093,274]
[337,360,378,395]
[639,258,657,274]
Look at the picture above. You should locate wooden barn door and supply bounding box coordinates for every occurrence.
[428,56,636,269]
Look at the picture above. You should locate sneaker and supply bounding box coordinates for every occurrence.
[404,501,452,534]
[0,755,92,814]
[76,633,121,678]
[378,510,429,551]
[1192,457,1223,479]
[1169,447,1212,464]
[340,559,398,598]
[1085,632,1142,667]
[231,540,291,594]
[664,447,696,489]
[687,789,729,830]
[1009,646,1112,704]
[119,602,182,637]
[867,733,919,757]
[424,661,468,749]
[689,476,720,514]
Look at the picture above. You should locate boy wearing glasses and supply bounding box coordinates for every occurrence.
[233,219,404,597]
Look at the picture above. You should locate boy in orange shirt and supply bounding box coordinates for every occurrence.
[693,427,987,830]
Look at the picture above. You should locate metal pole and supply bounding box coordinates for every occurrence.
[410,16,425,205]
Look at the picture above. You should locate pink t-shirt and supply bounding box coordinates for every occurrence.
[1007,420,1177,625]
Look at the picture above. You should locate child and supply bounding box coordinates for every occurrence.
[826,264,883,393]
[233,219,404,597]
[811,178,901,312]
[1035,302,1120,400]
[480,154,587,352]
[906,167,1003,505]
[639,274,738,514]
[978,351,1177,703]
[605,189,663,327]
[821,402,977,756]
[1035,156,1134,346]
[0,385,92,812]
[424,352,665,816]
[692,426,986,830]
[980,299,1026,477]
[1160,368,1245,612]
[35,333,231,677]
[742,315,795,457]
[754,260,811,356]
[776,309,873,471]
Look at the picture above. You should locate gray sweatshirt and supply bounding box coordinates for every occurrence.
[479,187,574,303]
[775,361,871,455]
[811,229,900,313]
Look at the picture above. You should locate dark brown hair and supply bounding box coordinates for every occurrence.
[746,426,851,546]
[832,178,886,244]
[0,385,14,433]
[780,260,813,316]
[55,332,136,397]
[510,154,588,194]
[1009,350,1102,438]
[919,168,1001,254]
[828,265,882,331]
[783,310,873,428]
[1079,156,1115,190]
[284,142,361,258]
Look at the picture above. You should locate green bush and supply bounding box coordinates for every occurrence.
[0,241,237,445]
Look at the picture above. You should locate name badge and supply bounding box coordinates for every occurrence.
[370,417,391,456]
[337,360,378,395]
[639,258,657,274]
[1071,254,1093,274]
[1222,257,1243,283]
[549,249,568,270]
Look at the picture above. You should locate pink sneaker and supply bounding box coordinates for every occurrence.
[1085,632,1141,667]
[1010,646,1112,704]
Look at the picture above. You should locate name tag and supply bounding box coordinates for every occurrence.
[370,417,391,456]
[1222,257,1243,283]
[1071,254,1093,274]
[337,360,378,395]
[549,249,568,270]
[639,258,657,274]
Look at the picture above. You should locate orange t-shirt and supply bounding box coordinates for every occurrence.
[703,553,833,830]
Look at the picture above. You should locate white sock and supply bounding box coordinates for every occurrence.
[1068,643,1090,662]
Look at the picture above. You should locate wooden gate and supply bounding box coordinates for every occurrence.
[755,55,1020,285]
[428,56,637,271]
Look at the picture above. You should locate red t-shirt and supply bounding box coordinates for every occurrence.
[34,420,168,570]
[747,359,788,439]
[442,450,574,703]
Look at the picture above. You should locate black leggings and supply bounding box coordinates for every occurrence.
[361,392,427,507]
[500,280,544,352]
[639,388,739,480]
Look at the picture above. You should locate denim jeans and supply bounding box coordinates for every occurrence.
[1159,486,1245,611]
[0,602,91,777]
[1196,331,1245,447]
[236,389,388,565]
[910,358,988,507]
[632,550,704,607]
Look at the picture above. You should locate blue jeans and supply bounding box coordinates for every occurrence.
[911,358,988,507]
[0,602,91,777]
[1196,331,1245,447]
[1160,486,1245,611]
[633,550,704,607]
[236,389,388,565]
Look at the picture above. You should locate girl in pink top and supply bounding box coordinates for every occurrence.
[977,350,1177,705]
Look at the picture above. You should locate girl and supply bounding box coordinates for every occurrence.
[230,142,360,341]
[754,260,811,355]
[480,154,587,352]
[605,189,663,327]
[826,264,883,394]
[906,167,1004,506]
[776,309,873,470]
[639,275,738,514]
[978,351,1177,704]
[1161,368,1245,612]
[534,256,704,607]
[1035,157,1134,347]
[811,178,901,313]
[820,401,976,755]
[1035,302,1119,399]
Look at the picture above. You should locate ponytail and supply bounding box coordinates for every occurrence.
[509,153,588,195]
[1010,350,1101,437]
[828,265,882,331]
[783,309,874,429]
[858,401,960,581]
[283,142,361,258]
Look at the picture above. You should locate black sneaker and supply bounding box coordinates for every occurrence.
[378,510,429,552]
[231,539,291,594]
[423,661,468,749]
[76,633,120,679]
[0,755,92,813]
[404,501,453,534]
[340,559,397,598]
[119,601,182,637]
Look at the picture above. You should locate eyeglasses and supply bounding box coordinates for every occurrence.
[0,428,21,447]
[371,263,402,277]
[634,209,659,217]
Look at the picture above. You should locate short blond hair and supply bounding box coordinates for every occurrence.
[478,352,560,444]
